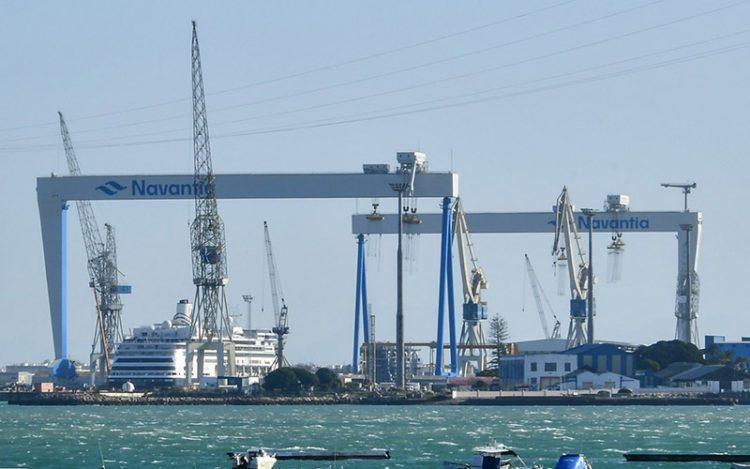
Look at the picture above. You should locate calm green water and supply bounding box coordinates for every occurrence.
[0,404,746,468]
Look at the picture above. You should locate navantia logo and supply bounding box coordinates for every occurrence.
[95,180,127,196]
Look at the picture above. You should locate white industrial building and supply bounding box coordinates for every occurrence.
[560,370,640,391]
[525,353,578,390]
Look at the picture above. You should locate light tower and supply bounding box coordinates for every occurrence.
[242,294,254,330]
[186,21,234,382]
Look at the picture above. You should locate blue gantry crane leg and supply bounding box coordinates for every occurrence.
[435,197,458,376]
[352,234,370,373]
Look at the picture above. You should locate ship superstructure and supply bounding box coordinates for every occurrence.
[108,300,276,388]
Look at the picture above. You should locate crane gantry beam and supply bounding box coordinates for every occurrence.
[352,206,702,348]
[37,171,456,360]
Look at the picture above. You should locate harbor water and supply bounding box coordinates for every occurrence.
[0,404,747,468]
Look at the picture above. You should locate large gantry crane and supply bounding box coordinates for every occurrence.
[186,21,235,383]
[552,187,592,349]
[453,200,490,376]
[264,221,290,369]
[59,112,129,383]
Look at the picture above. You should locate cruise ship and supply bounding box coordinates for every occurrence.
[108,300,277,388]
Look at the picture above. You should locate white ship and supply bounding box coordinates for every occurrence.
[108,299,276,388]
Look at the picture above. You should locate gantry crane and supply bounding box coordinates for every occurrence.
[58,112,128,382]
[187,21,234,381]
[453,199,489,376]
[264,221,289,369]
[524,254,561,340]
[552,187,591,349]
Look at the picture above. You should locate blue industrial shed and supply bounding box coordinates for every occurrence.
[705,335,750,363]
[564,343,636,377]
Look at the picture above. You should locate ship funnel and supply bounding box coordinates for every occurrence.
[173,299,193,326]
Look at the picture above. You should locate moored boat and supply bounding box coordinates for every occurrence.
[228,448,391,469]
[443,444,591,469]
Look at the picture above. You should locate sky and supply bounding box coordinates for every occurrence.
[1,1,750,369]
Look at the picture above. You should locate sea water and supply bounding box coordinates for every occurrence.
[0,404,747,468]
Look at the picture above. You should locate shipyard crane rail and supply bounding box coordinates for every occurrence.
[59,112,127,380]
[524,254,561,340]
[264,221,289,369]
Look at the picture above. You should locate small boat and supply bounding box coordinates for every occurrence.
[443,444,592,469]
[228,448,391,469]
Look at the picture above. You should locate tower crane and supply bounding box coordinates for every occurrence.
[453,199,489,376]
[187,21,234,380]
[552,187,591,349]
[264,221,289,369]
[58,112,129,382]
[524,254,561,340]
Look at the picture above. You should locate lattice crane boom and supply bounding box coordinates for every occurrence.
[552,187,588,301]
[454,200,488,304]
[59,112,105,274]
[59,112,125,377]
[453,199,489,376]
[552,187,590,348]
[264,221,289,369]
[188,21,231,343]
[524,254,561,340]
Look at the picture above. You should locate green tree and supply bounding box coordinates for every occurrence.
[263,368,300,394]
[263,367,320,394]
[635,340,704,370]
[487,314,510,370]
[291,367,319,389]
[315,368,341,392]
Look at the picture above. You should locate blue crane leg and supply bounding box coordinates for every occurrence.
[434,197,452,375]
[362,242,370,343]
[446,206,458,375]
[352,234,364,373]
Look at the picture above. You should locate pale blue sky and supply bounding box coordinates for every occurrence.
[2,1,749,367]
